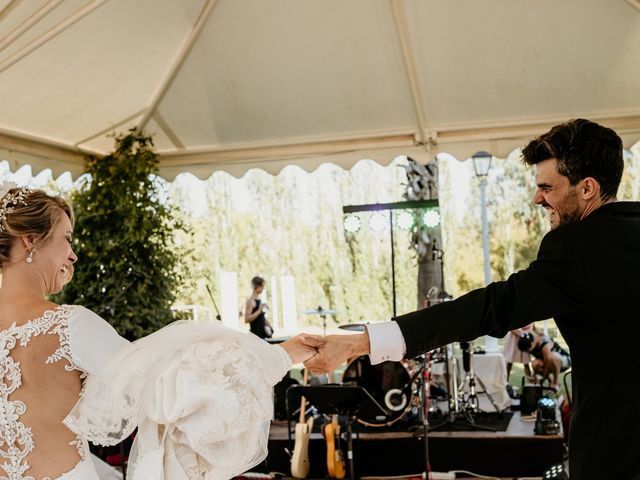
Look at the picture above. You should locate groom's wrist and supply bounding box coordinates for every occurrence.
[351,332,370,357]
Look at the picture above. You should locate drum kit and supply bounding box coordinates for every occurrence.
[323,343,495,429]
[297,307,498,430]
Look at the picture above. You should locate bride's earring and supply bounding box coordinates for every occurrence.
[26,249,34,264]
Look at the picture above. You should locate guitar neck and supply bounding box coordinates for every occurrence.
[299,368,309,424]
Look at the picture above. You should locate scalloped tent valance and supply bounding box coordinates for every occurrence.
[0,0,639,180]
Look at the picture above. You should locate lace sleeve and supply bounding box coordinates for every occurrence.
[64,320,291,479]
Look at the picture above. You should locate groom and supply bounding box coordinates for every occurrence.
[303,119,640,480]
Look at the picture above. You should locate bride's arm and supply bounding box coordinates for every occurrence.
[67,306,130,375]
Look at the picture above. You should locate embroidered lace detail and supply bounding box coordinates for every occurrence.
[0,305,85,480]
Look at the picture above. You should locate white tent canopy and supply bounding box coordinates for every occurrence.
[0,0,639,180]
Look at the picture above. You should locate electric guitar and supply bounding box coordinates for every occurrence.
[291,369,313,478]
[324,414,346,478]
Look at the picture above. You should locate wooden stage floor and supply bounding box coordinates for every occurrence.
[260,411,564,478]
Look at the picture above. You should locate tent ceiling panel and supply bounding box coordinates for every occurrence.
[0,0,638,179]
[0,0,90,60]
[158,0,416,147]
[79,113,144,153]
[409,0,640,126]
[0,0,205,144]
[145,116,182,152]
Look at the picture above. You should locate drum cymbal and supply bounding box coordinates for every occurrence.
[338,323,367,332]
[303,307,339,315]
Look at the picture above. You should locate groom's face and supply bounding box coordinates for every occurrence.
[533,158,583,230]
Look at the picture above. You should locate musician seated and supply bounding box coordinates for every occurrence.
[517,332,571,390]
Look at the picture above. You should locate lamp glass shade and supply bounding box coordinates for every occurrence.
[472,151,492,178]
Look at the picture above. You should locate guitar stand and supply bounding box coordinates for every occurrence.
[295,385,390,480]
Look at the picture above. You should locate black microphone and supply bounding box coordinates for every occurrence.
[461,341,471,372]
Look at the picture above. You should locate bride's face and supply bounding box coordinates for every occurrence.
[34,211,77,294]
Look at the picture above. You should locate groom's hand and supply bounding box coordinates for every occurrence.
[302,332,371,374]
[280,334,323,364]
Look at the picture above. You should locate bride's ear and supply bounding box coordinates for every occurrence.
[19,234,35,251]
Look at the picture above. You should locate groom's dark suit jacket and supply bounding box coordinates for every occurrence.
[394,202,640,480]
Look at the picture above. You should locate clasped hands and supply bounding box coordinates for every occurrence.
[279,332,371,374]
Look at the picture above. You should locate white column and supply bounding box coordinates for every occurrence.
[270,275,280,334]
[219,270,239,329]
[280,275,298,333]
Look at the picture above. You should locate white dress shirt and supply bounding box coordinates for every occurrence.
[366,321,406,364]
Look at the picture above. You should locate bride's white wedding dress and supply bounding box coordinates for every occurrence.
[0,305,291,480]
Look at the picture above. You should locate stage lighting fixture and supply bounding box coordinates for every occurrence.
[368,212,387,232]
[396,211,413,230]
[422,208,441,228]
[535,396,560,435]
[343,214,361,233]
[542,462,568,480]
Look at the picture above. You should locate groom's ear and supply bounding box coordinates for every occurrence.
[579,177,600,201]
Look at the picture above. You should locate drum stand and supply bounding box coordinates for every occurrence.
[458,342,501,416]
[430,342,499,432]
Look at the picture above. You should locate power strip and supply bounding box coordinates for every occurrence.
[424,473,456,480]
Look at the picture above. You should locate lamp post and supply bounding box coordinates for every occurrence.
[472,151,498,352]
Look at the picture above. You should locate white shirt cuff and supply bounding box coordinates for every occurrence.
[366,321,406,364]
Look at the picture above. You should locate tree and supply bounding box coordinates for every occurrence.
[54,130,188,339]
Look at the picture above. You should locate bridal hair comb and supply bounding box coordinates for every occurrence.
[0,182,30,232]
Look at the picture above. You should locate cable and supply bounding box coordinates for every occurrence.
[360,474,543,480]
[448,470,500,480]
[360,474,423,479]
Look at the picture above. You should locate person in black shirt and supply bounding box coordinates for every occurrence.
[518,331,570,389]
[244,276,273,339]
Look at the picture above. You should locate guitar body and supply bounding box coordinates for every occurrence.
[291,369,313,479]
[291,417,314,478]
[324,415,346,479]
[325,421,336,477]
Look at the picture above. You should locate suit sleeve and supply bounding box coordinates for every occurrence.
[395,227,585,359]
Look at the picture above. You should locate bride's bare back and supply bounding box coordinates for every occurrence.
[0,305,86,480]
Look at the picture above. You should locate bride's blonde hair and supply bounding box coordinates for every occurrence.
[0,188,74,268]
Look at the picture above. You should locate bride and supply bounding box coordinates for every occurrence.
[0,184,319,479]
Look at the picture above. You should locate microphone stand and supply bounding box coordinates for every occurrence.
[408,353,433,479]
[206,285,222,321]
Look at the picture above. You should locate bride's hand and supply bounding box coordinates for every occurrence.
[280,334,322,365]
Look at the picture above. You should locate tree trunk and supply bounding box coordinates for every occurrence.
[416,228,444,309]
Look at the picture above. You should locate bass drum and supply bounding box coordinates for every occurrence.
[342,355,415,427]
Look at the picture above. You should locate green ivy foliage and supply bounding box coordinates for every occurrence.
[54,130,188,340]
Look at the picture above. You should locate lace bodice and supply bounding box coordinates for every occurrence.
[0,305,86,480]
